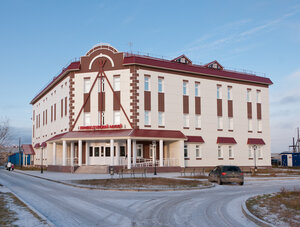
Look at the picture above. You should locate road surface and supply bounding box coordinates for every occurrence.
[1,169,299,226]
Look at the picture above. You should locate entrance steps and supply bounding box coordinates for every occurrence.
[75,165,109,174]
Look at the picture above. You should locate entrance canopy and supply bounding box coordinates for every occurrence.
[22,144,35,155]
[47,129,186,142]
[247,138,265,145]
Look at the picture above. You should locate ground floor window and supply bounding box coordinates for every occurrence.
[137,144,143,157]
[248,146,253,158]
[89,147,93,157]
[257,146,263,158]
[101,147,104,157]
[184,144,188,158]
[217,145,223,158]
[120,146,125,156]
[195,145,201,158]
[105,147,110,157]
[229,145,234,158]
[94,147,99,157]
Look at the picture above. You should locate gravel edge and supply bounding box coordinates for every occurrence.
[241,199,275,227]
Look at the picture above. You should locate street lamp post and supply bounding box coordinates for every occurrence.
[152,141,157,175]
[252,145,257,172]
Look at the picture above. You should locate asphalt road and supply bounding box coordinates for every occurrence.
[1,169,300,227]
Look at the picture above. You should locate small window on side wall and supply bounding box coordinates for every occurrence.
[89,147,93,157]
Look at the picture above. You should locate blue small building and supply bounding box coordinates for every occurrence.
[7,144,35,166]
[281,152,300,167]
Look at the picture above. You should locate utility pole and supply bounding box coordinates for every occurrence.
[18,137,22,168]
[297,127,299,152]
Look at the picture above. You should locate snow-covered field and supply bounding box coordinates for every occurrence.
[0,169,300,226]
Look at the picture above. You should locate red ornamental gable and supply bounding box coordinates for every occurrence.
[79,124,123,130]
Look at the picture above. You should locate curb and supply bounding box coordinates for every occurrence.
[1,186,55,227]
[241,199,275,227]
[13,170,214,192]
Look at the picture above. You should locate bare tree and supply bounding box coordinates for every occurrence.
[0,119,10,151]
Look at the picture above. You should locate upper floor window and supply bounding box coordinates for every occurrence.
[183,81,188,95]
[248,119,253,131]
[114,76,120,91]
[195,115,201,129]
[144,111,150,125]
[227,86,232,100]
[84,78,91,93]
[228,117,233,130]
[256,90,261,103]
[218,117,223,130]
[217,85,222,99]
[195,82,200,97]
[196,145,202,158]
[84,113,91,126]
[144,76,150,91]
[158,112,165,126]
[114,111,120,125]
[183,114,189,128]
[184,144,188,158]
[158,78,164,93]
[258,119,262,132]
[247,89,252,102]
[98,78,105,92]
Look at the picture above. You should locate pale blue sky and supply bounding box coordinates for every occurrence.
[0,0,300,152]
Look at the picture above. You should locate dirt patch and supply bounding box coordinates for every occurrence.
[71,177,210,189]
[250,168,300,177]
[179,175,208,179]
[0,193,18,225]
[246,187,300,226]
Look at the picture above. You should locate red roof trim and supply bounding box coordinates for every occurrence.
[47,129,186,142]
[41,142,47,148]
[123,56,272,85]
[34,143,40,148]
[30,61,80,104]
[21,144,35,155]
[217,137,237,144]
[247,138,265,145]
[186,136,204,143]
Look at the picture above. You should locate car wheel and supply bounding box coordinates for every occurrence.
[217,177,222,185]
[239,182,244,186]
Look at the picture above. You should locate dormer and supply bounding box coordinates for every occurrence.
[171,55,192,65]
[204,60,224,70]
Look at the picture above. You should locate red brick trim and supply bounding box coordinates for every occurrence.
[217,129,223,131]
[258,158,263,160]
[196,158,202,160]
[183,127,189,129]
[130,66,140,129]
[184,158,190,160]
[257,131,262,133]
[144,125,151,128]
[218,158,224,160]
[248,158,253,160]
[158,126,165,128]
[248,130,253,133]
[228,130,234,132]
[229,158,234,160]
[68,72,75,130]
[195,128,201,130]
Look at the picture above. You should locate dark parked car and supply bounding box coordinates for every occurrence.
[208,165,244,185]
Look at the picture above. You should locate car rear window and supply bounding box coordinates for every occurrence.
[222,166,241,172]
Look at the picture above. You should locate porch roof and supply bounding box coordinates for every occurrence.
[47,129,186,142]
[22,144,35,155]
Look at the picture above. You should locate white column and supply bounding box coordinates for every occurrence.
[127,139,132,169]
[133,140,137,167]
[86,141,89,166]
[71,142,74,167]
[52,142,56,165]
[78,140,82,166]
[159,139,164,167]
[110,139,114,166]
[62,141,67,166]
[116,142,120,165]
[179,140,185,168]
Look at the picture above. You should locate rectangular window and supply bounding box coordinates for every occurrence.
[84,78,91,93]
[195,115,201,128]
[98,78,105,92]
[101,147,104,157]
[120,146,126,156]
[218,145,223,158]
[227,87,232,100]
[257,146,262,158]
[89,147,93,157]
[137,144,143,157]
[195,82,200,97]
[98,112,105,125]
[248,119,253,131]
[105,147,110,157]
[114,76,120,91]
[183,81,188,95]
[196,145,201,158]
[113,111,120,125]
[229,146,234,158]
[258,120,262,132]
[183,114,189,128]
[51,106,53,122]
[61,99,63,118]
[228,117,233,130]
[256,90,261,103]
[94,147,100,157]
[54,104,56,121]
[144,76,150,91]
[248,146,253,158]
[184,144,188,158]
[144,111,150,125]
[65,97,67,116]
[217,85,222,99]
[158,78,164,93]
[84,113,91,126]
[218,117,223,130]
[247,89,252,102]
[158,112,164,126]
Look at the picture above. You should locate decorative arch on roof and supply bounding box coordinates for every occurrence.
[204,60,224,70]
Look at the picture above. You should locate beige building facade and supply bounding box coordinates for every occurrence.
[30,44,273,171]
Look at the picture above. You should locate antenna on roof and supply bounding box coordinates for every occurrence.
[129,42,133,53]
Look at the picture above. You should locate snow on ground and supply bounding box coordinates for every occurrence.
[0,186,48,227]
